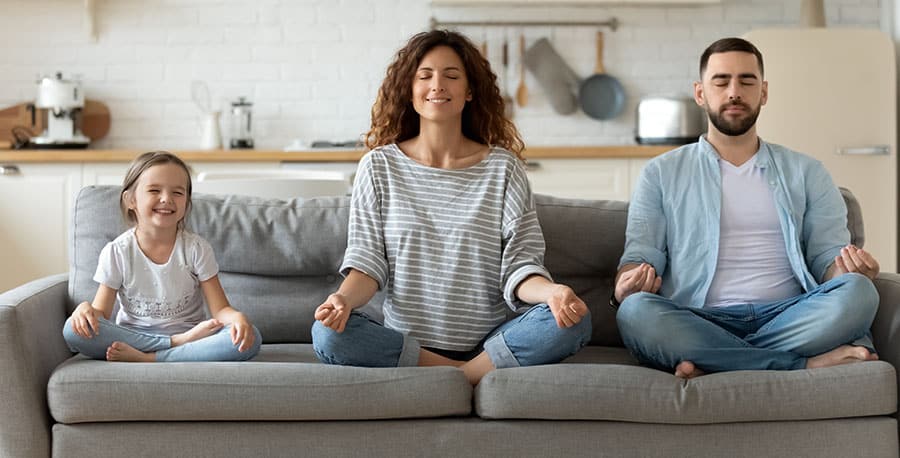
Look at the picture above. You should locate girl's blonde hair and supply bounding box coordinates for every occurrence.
[364,29,525,159]
[120,151,193,228]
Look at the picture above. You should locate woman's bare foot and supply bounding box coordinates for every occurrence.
[674,360,705,379]
[460,352,496,386]
[806,345,874,369]
[170,319,223,347]
[106,341,155,362]
[418,349,464,368]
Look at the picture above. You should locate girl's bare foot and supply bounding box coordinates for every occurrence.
[170,319,223,347]
[806,345,873,369]
[674,360,705,379]
[107,341,155,362]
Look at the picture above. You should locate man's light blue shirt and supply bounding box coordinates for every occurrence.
[619,136,849,309]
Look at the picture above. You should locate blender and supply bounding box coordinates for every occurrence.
[229,97,254,149]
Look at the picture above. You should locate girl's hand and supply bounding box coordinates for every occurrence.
[547,285,589,328]
[315,293,351,333]
[229,313,256,352]
[70,301,103,338]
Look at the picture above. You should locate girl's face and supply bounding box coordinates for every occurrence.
[411,45,472,122]
[126,163,189,231]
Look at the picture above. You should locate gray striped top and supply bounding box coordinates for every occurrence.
[340,144,551,351]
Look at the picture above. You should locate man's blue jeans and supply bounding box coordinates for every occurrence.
[311,304,592,368]
[63,317,262,362]
[616,273,878,373]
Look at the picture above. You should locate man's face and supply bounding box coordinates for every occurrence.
[694,51,768,137]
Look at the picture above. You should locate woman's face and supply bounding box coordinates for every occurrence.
[411,45,472,123]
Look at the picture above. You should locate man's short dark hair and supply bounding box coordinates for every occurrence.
[699,37,764,78]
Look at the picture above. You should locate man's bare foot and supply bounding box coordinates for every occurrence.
[806,345,873,369]
[106,341,155,362]
[674,360,705,379]
[170,319,223,347]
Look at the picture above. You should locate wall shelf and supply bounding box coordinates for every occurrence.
[430,16,620,30]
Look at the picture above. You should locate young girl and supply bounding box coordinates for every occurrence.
[63,151,261,362]
[312,30,592,385]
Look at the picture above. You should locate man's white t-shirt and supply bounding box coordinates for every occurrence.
[94,228,219,334]
[705,156,803,308]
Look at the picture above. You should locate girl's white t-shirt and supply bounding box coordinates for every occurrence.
[94,228,219,335]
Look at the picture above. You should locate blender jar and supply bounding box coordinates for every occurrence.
[229,97,254,149]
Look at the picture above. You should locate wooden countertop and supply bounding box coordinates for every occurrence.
[0,145,677,163]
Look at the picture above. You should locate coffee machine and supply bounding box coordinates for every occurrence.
[30,72,90,148]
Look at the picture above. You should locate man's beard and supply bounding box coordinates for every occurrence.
[705,101,760,136]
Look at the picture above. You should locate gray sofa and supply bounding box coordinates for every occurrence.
[2,184,899,458]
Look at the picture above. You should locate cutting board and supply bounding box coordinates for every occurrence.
[0,99,111,146]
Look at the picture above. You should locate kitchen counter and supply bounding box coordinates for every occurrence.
[0,145,677,163]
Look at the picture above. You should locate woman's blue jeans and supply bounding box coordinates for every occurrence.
[311,304,592,368]
[63,317,262,362]
[616,273,879,373]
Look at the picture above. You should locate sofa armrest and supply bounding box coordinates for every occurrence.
[872,273,900,369]
[0,274,72,458]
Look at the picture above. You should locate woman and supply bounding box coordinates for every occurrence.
[312,30,591,385]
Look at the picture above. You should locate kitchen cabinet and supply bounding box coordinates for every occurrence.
[0,163,82,293]
[527,158,651,201]
[82,161,284,187]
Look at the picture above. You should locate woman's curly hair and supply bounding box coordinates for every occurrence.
[364,29,524,160]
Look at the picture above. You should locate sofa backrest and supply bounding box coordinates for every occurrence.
[69,185,863,347]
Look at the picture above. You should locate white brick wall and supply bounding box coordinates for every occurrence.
[0,0,884,149]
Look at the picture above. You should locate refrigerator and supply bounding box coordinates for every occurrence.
[745,28,898,272]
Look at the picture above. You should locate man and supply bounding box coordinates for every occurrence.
[614,37,880,379]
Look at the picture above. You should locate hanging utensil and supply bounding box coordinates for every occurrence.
[516,34,528,107]
[578,31,625,120]
[502,38,514,118]
[524,37,579,115]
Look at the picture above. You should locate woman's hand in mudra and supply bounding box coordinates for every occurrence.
[547,285,589,328]
[315,293,351,333]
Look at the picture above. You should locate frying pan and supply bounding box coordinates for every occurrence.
[579,31,625,120]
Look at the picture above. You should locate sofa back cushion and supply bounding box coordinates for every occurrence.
[68,185,862,347]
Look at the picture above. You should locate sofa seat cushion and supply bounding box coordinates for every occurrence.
[48,344,472,423]
[476,360,896,424]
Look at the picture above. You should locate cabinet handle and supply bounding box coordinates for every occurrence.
[836,145,890,155]
[0,165,21,176]
[525,161,542,171]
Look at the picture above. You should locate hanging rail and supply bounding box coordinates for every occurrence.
[429,16,620,31]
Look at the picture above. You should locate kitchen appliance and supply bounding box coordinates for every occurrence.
[30,72,90,148]
[635,96,704,145]
[229,96,254,149]
[746,28,897,271]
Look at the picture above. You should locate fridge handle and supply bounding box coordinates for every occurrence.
[836,145,891,155]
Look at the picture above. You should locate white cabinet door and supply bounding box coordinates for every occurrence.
[526,159,630,200]
[0,163,82,292]
[82,163,129,187]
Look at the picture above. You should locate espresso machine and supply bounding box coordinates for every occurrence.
[30,72,90,148]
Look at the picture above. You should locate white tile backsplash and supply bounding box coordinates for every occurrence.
[0,0,884,149]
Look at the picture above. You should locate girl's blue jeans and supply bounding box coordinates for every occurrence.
[63,317,262,362]
[616,273,879,373]
[311,304,592,368]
